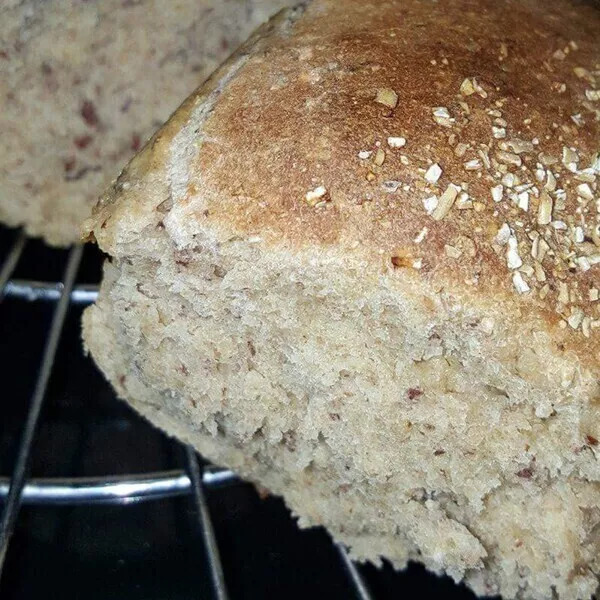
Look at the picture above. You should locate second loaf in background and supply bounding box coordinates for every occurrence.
[0,0,294,245]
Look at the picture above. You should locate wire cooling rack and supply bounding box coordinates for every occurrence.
[0,229,374,600]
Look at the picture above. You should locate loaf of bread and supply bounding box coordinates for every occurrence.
[0,0,293,246]
[83,1,600,597]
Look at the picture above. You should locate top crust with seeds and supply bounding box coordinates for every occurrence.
[88,0,600,366]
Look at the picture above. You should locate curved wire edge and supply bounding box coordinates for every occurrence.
[0,467,239,506]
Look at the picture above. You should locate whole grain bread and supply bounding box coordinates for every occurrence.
[83,1,600,598]
[0,0,293,246]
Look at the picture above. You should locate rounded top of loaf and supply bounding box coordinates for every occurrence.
[88,0,600,368]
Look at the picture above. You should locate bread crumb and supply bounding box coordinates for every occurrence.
[491,185,503,203]
[512,271,530,293]
[495,223,511,245]
[414,227,428,243]
[507,236,523,269]
[568,308,584,330]
[496,151,522,167]
[432,106,455,127]
[456,192,473,209]
[537,191,553,225]
[387,136,406,148]
[423,195,438,215]
[454,143,469,157]
[382,180,401,193]
[464,159,482,171]
[460,78,476,96]
[375,88,398,108]
[431,185,458,220]
[305,185,328,206]
[424,163,443,184]
[576,183,593,200]
[445,244,462,258]
[585,89,600,102]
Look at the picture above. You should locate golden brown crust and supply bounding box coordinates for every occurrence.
[88,0,600,369]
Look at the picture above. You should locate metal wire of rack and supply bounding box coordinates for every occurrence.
[0,230,373,600]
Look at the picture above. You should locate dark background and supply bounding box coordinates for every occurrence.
[0,225,481,599]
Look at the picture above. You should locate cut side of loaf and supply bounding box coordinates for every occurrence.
[0,0,293,246]
[83,1,600,598]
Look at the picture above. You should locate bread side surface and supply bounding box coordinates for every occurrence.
[0,0,294,245]
[84,0,600,598]
[84,236,600,600]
